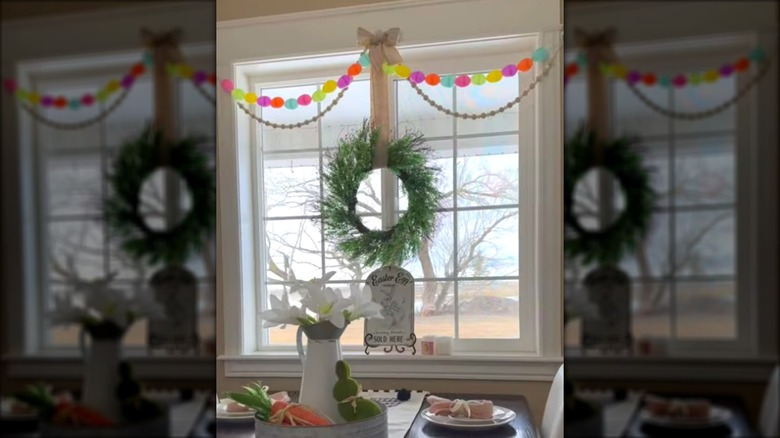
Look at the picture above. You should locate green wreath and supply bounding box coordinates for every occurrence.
[319,122,442,267]
[564,127,656,265]
[105,127,215,266]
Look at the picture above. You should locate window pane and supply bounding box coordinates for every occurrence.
[263,153,320,218]
[619,212,671,279]
[675,210,734,277]
[675,280,735,339]
[633,139,671,208]
[47,152,102,217]
[401,211,454,280]
[564,79,587,139]
[674,136,734,206]
[105,80,154,147]
[259,84,320,152]
[632,280,671,340]
[414,280,455,337]
[456,74,519,135]
[325,215,382,281]
[458,279,519,339]
[321,80,370,150]
[457,208,519,277]
[178,80,215,138]
[673,75,735,134]
[39,85,102,150]
[612,80,670,138]
[398,139,453,212]
[396,80,453,138]
[266,218,322,282]
[456,135,518,207]
[49,220,105,281]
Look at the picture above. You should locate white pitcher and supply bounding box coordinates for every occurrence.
[79,328,124,423]
[296,321,348,423]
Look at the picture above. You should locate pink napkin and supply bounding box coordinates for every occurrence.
[271,392,291,403]
[644,395,710,419]
[426,395,494,419]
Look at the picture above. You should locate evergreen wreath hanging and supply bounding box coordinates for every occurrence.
[564,127,656,266]
[105,127,215,266]
[318,122,442,267]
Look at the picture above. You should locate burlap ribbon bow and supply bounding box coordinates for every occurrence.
[357,27,403,67]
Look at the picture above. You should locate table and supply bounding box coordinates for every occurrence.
[621,394,758,437]
[0,390,214,437]
[217,393,538,438]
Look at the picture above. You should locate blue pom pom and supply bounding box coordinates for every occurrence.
[532,47,549,62]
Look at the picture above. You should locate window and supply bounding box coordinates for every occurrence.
[563,35,760,356]
[218,0,563,375]
[257,39,538,353]
[27,47,215,352]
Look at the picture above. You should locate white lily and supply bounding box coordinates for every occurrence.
[300,286,351,329]
[289,271,336,296]
[344,283,384,322]
[259,293,311,329]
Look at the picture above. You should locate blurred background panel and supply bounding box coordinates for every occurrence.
[1,1,216,436]
[563,2,778,437]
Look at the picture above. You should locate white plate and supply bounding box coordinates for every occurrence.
[216,399,256,420]
[422,406,516,431]
[640,405,732,429]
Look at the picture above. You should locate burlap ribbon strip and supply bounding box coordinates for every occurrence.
[357,27,403,169]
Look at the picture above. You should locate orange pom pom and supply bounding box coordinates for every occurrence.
[270,97,284,108]
[642,73,657,86]
[425,74,441,86]
[54,96,67,108]
[517,58,533,72]
[734,58,750,72]
[130,63,145,76]
[347,63,362,76]
[565,63,579,76]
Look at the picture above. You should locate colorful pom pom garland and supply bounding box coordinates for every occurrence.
[564,47,766,87]
[220,46,555,110]
[2,53,217,111]
[3,53,153,111]
[219,52,367,111]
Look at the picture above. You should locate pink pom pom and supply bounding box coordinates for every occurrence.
[455,75,471,87]
[220,79,234,93]
[41,96,54,107]
[120,75,134,89]
[257,96,271,107]
[297,94,312,106]
[672,75,687,87]
[81,94,95,106]
[3,79,17,93]
[501,64,518,77]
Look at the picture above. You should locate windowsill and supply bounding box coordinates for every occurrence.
[219,352,562,381]
[565,349,778,382]
[2,354,215,381]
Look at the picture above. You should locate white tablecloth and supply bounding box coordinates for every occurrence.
[361,390,428,438]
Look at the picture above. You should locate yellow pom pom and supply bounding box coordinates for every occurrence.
[486,70,503,83]
[611,64,628,79]
[106,80,120,93]
[395,64,411,79]
[179,65,194,79]
[322,80,338,93]
[244,92,257,104]
[27,92,41,104]
[704,70,719,83]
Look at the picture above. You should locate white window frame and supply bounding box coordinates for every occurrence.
[563,32,778,361]
[217,0,563,380]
